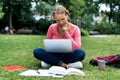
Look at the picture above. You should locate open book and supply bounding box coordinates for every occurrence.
[20,66,85,78]
[49,66,85,76]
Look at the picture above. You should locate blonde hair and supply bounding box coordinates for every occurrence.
[51,5,70,18]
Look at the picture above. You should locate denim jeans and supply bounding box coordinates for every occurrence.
[33,48,85,66]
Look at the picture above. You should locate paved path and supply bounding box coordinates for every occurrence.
[89,35,107,38]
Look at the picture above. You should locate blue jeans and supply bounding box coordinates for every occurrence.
[33,48,85,66]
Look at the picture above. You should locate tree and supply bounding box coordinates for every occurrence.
[34,0,71,19]
[69,0,86,18]
[89,0,120,25]
[85,0,99,16]
[0,6,4,19]
[1,0,33,34]
[34,0,53,19]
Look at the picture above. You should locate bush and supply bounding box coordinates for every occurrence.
[32,18,54,35]
[81,28,89,36]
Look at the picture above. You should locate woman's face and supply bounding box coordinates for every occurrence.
[54,13,69,27]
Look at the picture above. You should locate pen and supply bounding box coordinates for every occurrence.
[36,70,40,74]
[52,74,64,78]
[55,74,64,76]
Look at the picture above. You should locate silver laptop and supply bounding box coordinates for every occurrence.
[43,39,72,53]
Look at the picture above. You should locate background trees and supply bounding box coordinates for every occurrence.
[0,0,120,35]
[92,0,120,26]
[0,0,34,34]
[81,0,120,34]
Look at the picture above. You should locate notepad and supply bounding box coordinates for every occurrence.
[2,65,26,71]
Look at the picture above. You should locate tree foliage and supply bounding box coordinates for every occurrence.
[0,0,34,31]
[41,0,71,9]
[0,0,119,34]
[69,0,86,18]
[34,0,53,18]
[90,0,120,25]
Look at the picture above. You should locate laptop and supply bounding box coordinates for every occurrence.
[43,39,72,53]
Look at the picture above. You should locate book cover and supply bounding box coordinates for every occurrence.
[2,65,26,71]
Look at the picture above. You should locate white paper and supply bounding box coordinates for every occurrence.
[19,69,64,78]
[20,69,50,76]
[19,66,85,78]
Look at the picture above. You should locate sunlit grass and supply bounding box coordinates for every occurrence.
[0,34,120,80]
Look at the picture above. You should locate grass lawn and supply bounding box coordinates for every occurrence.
[0,34,120,80]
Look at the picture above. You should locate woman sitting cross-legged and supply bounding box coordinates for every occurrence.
[33,5,85,69]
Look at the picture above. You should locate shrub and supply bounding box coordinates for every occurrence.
[32,18,54,35]
[81,28,89,36]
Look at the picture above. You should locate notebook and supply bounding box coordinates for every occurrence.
[43,39,72,53]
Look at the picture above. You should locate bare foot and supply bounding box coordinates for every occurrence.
[61,63,67,68]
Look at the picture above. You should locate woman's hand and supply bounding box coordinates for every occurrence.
[58,23,70,37]
[62,26,68,32]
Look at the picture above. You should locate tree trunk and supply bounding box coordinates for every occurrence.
[108,2,112,24]
[9,6,14,34]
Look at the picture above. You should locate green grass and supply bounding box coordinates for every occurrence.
[0,34,120,80]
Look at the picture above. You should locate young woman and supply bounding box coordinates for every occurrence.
[33,5,85,69]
